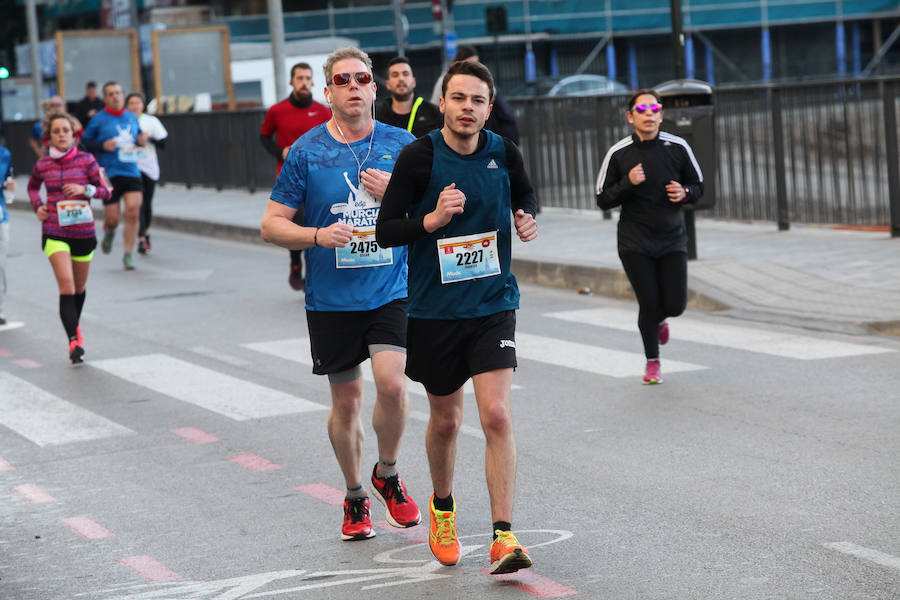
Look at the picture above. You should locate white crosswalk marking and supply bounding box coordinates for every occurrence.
[546,308,895,360]
[0,372,134,446]
[243,339,522,396]
[90,354,326,421]
[515,332,707,377]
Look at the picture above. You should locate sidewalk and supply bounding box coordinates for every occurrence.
[12,177,900,336]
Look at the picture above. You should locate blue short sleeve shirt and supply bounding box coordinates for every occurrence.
[270,121,415,312]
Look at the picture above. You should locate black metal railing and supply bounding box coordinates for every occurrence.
[4,76,898,233]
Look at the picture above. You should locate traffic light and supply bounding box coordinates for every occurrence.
[0,67,9,79]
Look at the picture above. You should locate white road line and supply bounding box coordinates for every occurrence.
[515,332,706,377]
[244,339,521,396]
[90,354,326,421]
[0,321,25,333]
[0,372,134,447]
[190,346,251,367]
[546,307,895,360]
[824,542,900,572]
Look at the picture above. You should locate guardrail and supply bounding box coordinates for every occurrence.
[3,76,898,234]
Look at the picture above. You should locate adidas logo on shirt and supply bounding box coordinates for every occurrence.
[487,159,499,169]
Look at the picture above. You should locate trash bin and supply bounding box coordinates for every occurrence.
[652,79,716,211]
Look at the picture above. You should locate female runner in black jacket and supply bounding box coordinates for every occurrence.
[595,89,704,384]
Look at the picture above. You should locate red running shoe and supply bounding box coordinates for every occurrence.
[68,339,85,364]
[76,325,84,347]
[658,320,670,345]
[288,263,304,291]
[370,465,421,528]
[642,360,662,385]
[341,496,375,541]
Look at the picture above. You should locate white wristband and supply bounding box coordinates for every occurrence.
[84,184,96,198]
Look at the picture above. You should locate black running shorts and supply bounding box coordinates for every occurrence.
[106,176,143,206]
[406,310,517,396]
[306,298,407,376]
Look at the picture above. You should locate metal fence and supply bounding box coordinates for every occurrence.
[510,76,900,231]
[3,76,898,231]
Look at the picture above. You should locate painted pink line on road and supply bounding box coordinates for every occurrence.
[12,483,57,503]
[227,453,282,472]
[481,569,579,598]
[375,520,427,543]
[59,516,115,540]
[0,457,14,472]
[118,555,182,583]
[171,427,220,444]
[293,482,345,506]
[12,359,41,369]
[0,349,13,357]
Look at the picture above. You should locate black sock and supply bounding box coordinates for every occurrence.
[492,521,511,540]
[433,493,453,511]
[59,294,79,340]
[74,290,86,321]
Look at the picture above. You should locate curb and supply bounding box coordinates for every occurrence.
[511,258,731,313]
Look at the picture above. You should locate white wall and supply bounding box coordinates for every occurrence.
[231,54,330,107]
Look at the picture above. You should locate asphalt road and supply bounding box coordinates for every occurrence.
[1,212,898,600]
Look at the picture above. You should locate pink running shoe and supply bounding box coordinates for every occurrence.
[658,321,670,345]
[643,360,662,385]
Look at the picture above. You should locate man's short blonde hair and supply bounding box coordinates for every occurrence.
[323,47,374,84]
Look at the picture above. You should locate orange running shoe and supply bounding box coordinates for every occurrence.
[489,530,532,574]
[428,494,460,566]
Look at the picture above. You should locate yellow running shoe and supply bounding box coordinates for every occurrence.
[428,494,460,566]
[489,530,532,574]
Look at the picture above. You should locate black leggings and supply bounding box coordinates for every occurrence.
[139,173,156,238]
[620,251,687,360]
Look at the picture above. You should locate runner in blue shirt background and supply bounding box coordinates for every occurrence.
[81,81,147,270]
[0,143,15,325]
[261,46,421,544]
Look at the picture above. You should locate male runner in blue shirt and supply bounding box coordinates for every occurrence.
[81,81,147,270]
[261,47,421,543]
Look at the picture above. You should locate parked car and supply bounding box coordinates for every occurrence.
[508,74,630,98]
[548,74,630,96]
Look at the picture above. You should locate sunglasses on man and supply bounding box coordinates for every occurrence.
[331,72,373,86]
[632,103,662,114]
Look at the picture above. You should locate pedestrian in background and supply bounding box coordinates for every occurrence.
[71,81,105,126]
[0,141,14,326]
[377,58,538,575]
[260,62,331,291]
[595,89,704,384]
[260,47,420,542]
[30,96,82,158]
[81,81,147,271]
[431,45,520,145]
[125,93,168,255]
[375,56,442,137]
[27,113,110,363]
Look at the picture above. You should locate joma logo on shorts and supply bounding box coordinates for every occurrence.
[499,339,516,349]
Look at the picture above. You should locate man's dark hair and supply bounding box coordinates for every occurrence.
[290,62,313,80]
[387,56,411,73]
[441,59,494,102]
[86,81,97,89]
[627,88,662,111]
[102,81,120,96]
[453,45,479,62]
